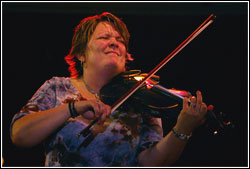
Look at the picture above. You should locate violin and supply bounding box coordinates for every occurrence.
[77,14,234,148]
[99,70,234,134]
[77,70,234,148]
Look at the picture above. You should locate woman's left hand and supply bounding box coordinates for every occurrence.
[175,90,208,135]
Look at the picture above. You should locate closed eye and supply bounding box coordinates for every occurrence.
[98,36,109,39]
[97,35,125,45]
[117,38,125,44]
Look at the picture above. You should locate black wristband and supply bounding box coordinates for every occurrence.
[69,100,79,118]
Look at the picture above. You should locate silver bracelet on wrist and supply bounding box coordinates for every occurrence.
[172,127,192,141]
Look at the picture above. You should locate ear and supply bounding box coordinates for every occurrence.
[76,54,85,63]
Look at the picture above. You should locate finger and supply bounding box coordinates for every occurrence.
[196,91,203,104]
[92,101,101,118]
[201,103,208,117]
[100,112,107,124]
[99,104,112,124]
[190,96,197,110]
[103,105,111,119]
[97,101,103,117]
[182,97,189,110]
[201,103,207,112]
[98,105,108,124]
[195,91,202,112]
[106,105,112,116]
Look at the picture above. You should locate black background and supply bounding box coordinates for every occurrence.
[2,2,248,167]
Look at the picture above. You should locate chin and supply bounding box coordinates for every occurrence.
[104,62,125,77]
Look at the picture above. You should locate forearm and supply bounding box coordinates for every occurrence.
[138,129,188,166]
[139,91,208,166]
[11,103,71,147]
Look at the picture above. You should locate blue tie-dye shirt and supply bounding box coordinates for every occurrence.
[10,77,163,167]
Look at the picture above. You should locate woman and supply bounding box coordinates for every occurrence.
[10,12,208,166]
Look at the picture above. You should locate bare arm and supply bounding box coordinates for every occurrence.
[11,103,72,147]
[11,100,111,148]
[138,91,208,166]
[138,128,188,166]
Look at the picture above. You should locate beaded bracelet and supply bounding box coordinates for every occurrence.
[69,100,79,118]
[172,128,192,141]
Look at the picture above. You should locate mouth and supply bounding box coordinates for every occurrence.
[105,51,119,56]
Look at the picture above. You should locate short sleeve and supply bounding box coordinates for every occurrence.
[10,77,57,136]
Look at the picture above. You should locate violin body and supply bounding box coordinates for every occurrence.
[100,70,182,117]
[100,70,234,136]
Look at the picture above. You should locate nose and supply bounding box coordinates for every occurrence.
[109,38,119,49]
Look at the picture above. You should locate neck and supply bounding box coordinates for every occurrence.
[82,68,117,95]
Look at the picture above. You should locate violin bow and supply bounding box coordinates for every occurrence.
[77,14,216,139]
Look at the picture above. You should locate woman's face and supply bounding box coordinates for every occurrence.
[83,22,127,76]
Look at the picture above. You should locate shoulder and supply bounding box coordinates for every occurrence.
[45,76,72,88]
[34,77,73,95]
[47,76,70,84]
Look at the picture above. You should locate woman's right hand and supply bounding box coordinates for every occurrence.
[74,100,111,124]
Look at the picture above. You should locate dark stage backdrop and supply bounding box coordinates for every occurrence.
[2,2,248,167]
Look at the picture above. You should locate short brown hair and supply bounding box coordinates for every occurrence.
[65,12,132,78]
